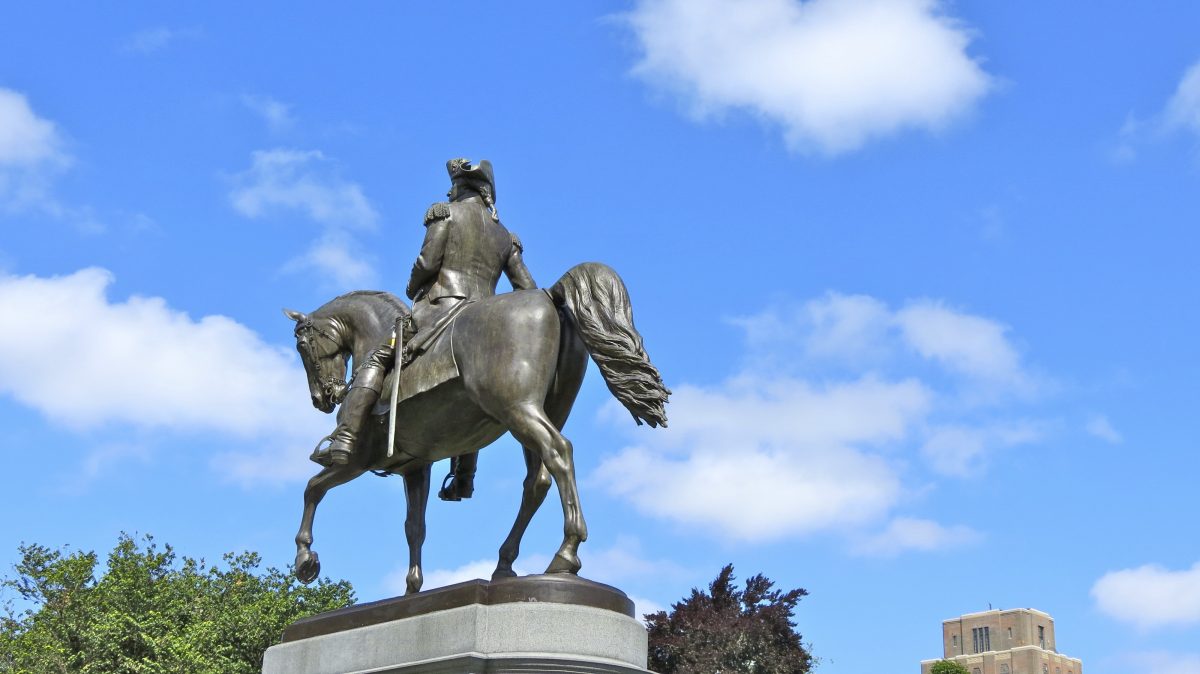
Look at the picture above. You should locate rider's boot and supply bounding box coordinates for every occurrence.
[319,350,389,466]
[438,451,479,501]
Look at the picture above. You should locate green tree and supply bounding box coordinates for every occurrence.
[930,659,972,674]
[645,564,813,674]
[0,534,353,674]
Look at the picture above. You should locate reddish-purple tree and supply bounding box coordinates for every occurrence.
[645,564,813,674]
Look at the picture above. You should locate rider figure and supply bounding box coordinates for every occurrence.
[315,158,537,501]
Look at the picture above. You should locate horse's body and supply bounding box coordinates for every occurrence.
[286,263,668,593]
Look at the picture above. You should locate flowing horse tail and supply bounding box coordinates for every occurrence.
[549,262,670,427]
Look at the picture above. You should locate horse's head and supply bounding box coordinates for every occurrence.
[284,308,349,414]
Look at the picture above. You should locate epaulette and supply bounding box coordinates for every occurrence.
[510,232,524,253]
[423,202,451,226]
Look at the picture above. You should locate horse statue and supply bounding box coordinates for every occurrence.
[283,262,669,594]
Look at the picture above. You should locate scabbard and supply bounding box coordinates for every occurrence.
[386,318,404,458]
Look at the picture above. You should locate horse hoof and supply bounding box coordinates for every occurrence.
[545,552,581,575]
[405,567,423,595]
[492,566,517,581]
[295,551,321,584]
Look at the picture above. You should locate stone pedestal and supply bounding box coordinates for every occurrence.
[262,575,652,674]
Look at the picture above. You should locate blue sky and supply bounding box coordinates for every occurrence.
[2,1,1199,672]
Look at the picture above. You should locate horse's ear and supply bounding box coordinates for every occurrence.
[283,308,308,323]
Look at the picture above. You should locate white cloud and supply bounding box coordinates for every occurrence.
[1093,562,1200,629]
[577,535,688,587]
[920,422,1039,477]
[400,539,677,617]
[230,149,379,288]
[1112,114,1143,163]
[390,558,499,593]
[242,94,295,133]
[624,0,992,154]
[596,376,926,541]
[630,595,666,619]
[1165,60,1200,137]
[0,268,324,481]
[230,149,377,229]
[1085,414,1123,444]
[597,293,1056,543]
[56,441,153,494]
[0,87,70,213]
[0,89,63,166]
[1115,652,1200,674]
[1113,59,1200,158]
[281,232,378,288]
[399,537,677,590]
[733,293,1037,393]
[802,293,891,361]
[851,517,980,557]
[393,553,552,594]
[121,26,200,54]
[896,300,1027,387]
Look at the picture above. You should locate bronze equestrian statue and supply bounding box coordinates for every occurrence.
[284,159,669,594]
[308,158,535,501]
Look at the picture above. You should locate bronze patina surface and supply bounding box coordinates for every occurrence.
[281,574,635,642]
[283,159,670,596]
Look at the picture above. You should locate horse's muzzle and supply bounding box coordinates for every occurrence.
[312,395,336,414]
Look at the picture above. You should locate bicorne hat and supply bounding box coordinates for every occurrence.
[446,158,496,202]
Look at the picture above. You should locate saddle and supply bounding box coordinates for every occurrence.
[401,299,473,366]
[374,300,473,413]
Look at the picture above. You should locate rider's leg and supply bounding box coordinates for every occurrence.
[323,345,391,465]
[406,297,461,362]
[454,451,478,498]
[438,452,479,501]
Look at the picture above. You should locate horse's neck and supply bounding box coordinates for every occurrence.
[332,303,392,368]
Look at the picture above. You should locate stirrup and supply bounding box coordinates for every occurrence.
[438,472,461,502]
[309,434,335,466]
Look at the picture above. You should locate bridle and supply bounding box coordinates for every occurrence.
[294,317,348,405]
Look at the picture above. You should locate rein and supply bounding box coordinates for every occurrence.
[295,318,348,404]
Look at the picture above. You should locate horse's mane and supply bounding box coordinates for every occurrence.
[317,290,409,319]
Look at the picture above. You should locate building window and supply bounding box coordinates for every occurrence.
[1042,664,1049,674]
[1000,664,1010,674]
[973,669,981,674]
[1008,627,1013,641]
[1038,625,1046,648]
[970,626,993,653]
[952,635,958,651]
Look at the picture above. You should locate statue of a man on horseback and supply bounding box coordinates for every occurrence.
[285,158,669,593]
[312,158,536,502]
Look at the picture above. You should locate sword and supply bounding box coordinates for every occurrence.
[386,316,405,458]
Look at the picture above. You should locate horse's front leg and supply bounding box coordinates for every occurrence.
[494,446,551,580]
[402,464,432,594]
[295,463,365,583]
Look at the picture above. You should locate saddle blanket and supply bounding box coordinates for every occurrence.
[375,320,459,412]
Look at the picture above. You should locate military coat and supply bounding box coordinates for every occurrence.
[405,198,535,303]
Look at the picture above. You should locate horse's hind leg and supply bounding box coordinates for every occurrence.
[295,464,366,583]
[493,446,552,580]
[401,464,432,594]
[500,403,587,575]
[494,367,579,580]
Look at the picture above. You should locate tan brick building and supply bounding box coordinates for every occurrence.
[920,609,1083,674]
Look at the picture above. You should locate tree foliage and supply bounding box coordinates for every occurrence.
[0,534,354,674]
[930,660,972,674]
[645,564,813,674]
